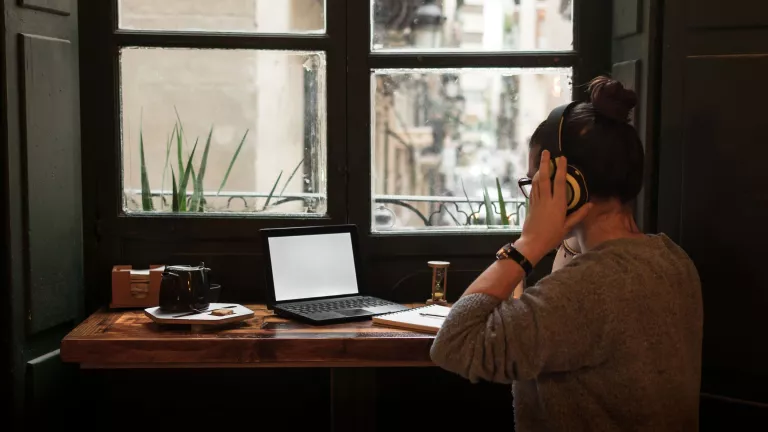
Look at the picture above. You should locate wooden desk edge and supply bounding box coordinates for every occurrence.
[79,361,436,369]
[62,303,437,368]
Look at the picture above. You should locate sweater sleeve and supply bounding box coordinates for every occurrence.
[430,256,615,384]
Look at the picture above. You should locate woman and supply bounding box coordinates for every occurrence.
[430,77,703,431]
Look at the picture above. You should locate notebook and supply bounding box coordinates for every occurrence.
[372,304,451,334]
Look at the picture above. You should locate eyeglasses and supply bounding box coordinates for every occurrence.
[518,178,532,199]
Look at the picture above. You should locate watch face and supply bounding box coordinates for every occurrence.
[496,244,512,260]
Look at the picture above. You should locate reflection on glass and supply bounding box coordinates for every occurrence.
[119,0,325,34]
[372,0,573,52]
[372,68,571,232]
[121,48,327,215]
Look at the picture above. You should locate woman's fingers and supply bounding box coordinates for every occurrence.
[533,150,552,198]
[553,156,567,203]
[537,151,552,199]
[530,171,540,201]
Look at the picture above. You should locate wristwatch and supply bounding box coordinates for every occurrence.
[496,243,534,276]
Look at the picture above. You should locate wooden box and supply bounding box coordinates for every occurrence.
[111,265,165,309]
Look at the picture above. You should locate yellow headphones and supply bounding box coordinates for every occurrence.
[538,102,589,215]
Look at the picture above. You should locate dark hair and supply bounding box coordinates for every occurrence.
[530,76,644,204]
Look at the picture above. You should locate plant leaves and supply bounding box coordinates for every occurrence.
[217,129,249,196]
[262,171,283,211]
[197,126,213,186]
[460,178,477,225]
[139,120,154,211]
[178,138,198,212]
[159,125,176,209]
[278,158,305,198]
[190,126,214,212]
[189,165,197,210]
[192,170,205,212]
[171,168,179,212]
[496,178,509,226]
[482,178,494,227]
[175,123,184,197]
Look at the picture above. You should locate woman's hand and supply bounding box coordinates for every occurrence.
[514,150,592,266]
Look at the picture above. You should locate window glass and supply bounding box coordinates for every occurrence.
[120,47,327,215]
[371,68,571,232]
[119,0,325,34]
[372,0,573,52]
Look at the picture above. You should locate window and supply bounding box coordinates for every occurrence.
[358,0,584,235]
[120,47,327,215]
[372,68,570,232]
[82,0,607,266]
[118,0,325,34]
[117,1,329,216]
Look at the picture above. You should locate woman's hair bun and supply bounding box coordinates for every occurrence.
[588,76,637,123]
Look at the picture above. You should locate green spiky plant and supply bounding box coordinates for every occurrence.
[462,177,511,227]
[139,120,153,211]
[496,178,509,226]
[137,110,304,213]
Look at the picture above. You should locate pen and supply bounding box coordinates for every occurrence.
[419,312,447,319]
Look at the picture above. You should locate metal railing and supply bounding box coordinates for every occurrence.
[374,194,527,228]
[125,189,527,228]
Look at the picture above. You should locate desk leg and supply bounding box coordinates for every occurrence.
[330,368,377,432]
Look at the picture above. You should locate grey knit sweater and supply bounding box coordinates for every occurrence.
[430,234,703,431]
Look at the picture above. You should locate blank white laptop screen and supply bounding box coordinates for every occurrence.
[268,232,360,302]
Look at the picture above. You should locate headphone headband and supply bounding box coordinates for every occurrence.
[537,101,581,158]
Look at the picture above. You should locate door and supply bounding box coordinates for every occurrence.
[1,0,82,427]
[657,0,768,425]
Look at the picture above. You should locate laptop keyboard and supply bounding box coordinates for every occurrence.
[282,297,392,315]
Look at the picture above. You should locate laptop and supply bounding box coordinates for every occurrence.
[261,224,409,324]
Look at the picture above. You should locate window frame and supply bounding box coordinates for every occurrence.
[80,1,610,287]
[81,0,349,246]
[347,0,611,257]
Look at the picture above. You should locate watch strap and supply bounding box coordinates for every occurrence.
[496,243,534,276]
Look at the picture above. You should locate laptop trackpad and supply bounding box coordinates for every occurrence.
[337,309,371,317]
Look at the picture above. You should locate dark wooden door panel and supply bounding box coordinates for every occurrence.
[687,0,768,29]
[20,33,81,335]
[614,0,642,38]
[681,54,768,375]
[3,0,81,424]
[19,0,71,16]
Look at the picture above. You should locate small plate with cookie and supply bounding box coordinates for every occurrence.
[144,303,254,330]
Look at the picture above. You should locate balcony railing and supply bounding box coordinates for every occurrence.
[374,193,527,229]
[124,189,527,229]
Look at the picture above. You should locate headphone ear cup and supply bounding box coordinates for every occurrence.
[565,165,589,215]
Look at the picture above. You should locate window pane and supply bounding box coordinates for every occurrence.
[372,0,573,52]
[372,68,571,232]
[119,0,325,34]
[121,48,327,215]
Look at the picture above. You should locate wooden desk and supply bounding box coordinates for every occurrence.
[61,304,435,432]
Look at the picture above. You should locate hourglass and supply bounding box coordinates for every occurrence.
[426,261,450,305]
